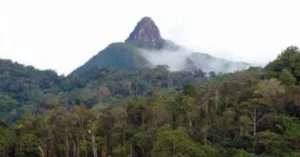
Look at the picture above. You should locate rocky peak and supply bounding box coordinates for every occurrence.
[125,17,164,48]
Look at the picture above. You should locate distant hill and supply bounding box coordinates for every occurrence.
[71,16,251,76]
[0,59,62,122]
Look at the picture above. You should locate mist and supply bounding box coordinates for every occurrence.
[140,47,192,71]
[139,45,254,74]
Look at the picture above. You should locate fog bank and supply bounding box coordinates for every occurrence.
[139,47,253,73]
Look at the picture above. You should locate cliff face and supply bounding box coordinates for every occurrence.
[125,17,165,49]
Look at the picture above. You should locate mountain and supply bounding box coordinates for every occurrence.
[70,16,252,75]
[71,42,150,76]
[125,16,165,49]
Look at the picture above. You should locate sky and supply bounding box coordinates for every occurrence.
[1,0,300,75]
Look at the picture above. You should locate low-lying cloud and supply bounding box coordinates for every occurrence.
[139,46,254,74]
[140,48,192,71]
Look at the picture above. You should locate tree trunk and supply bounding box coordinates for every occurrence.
[46,124,54,157]
[38,146,45,157]
[81,118,88,157]
[225,97,229,108]
[131,144,133,157]
[204,133,207,145]
[189,119,192,136]
[84,132,88,157]
[65,129,69,157]
[205,99,208,114]
[172,140,176,157]
[72,138,76,157]
[215,89,219,110]
[76,133,80,157]
[92,133,98,157]
[122,129,126,157]
[252,109,257,151]
[142,114,145,128]
[2,150,6,157]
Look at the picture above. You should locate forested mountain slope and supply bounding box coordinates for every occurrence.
[71,42,151,76]
[1,46,300,157]
[0,58,208,123]
[0,59,62,121]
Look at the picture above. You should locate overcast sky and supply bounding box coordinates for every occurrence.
[1,0,300,75]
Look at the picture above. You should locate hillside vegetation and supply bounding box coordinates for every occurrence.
[0,58,208,123]
[71,43,151,75]
[1,46,300,157]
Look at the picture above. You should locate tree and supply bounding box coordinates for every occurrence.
[254,78,285,102]
[151,125,208,157]
[0,124,15,157]
[150,95,172,129]
[126,97,151,129]
[256,131,284,155]
[266,46,300,82]
[183,84,197,98]
[17,134,42,157]
[226,148,256,157]
[280,69,296,85]
[240,98,272,151]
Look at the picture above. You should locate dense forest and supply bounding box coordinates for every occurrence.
[2,46,300,157]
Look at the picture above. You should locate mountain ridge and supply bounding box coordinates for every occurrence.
[71,16,252,76]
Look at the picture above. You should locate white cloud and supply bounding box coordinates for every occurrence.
[0,0,300,75]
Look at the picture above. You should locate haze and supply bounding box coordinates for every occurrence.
[1,0,300,75]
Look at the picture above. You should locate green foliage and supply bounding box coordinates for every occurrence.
[0,58,207,122]
[17,134,41,157]
[183,84,197,98]
[266,46,300,82]
[226,148,256,157]
[3,46,300,157]
[256,131,284,155]
[151,126,206,157]
[0,93,18,113]
[282,151,300,157]
[0,126,15,156]
[0,59,62,122]
[71,42,151,75]
[280,68,296,85]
